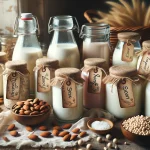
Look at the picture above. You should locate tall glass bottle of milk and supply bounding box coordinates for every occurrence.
[47,15,80,68]
[12,13,43,96]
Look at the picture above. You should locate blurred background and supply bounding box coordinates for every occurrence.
[1,0,150,51]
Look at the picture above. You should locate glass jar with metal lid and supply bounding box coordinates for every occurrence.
[80,23,110,68]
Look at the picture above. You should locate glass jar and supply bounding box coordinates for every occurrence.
[34,58,59,105]
[112,32,141,67]
[47,15,80,68]
[104,66,142,119]
[0,52,7,97]
[145,80,150,116]
[0,35,17,60]
[12,13,43,96]
[81,58,107,109]
[3,60,30,109]
[50,68,83,122]
[80,23,110,68]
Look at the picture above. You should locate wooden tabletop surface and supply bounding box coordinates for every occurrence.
[0,105,149,150]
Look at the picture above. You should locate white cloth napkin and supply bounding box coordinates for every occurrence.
[0,108,115,149]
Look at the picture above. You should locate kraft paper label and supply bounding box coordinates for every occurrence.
[88,68,102,93]
[117,79,135,108]
[6,72,20,100]
[138,51,150,76]
[122,42,134,62]
[37,67,51,92]
[62,79,77,108]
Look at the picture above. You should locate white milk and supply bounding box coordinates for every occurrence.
[83,42,110,68]
[106,83,142,119]
[52,85,83,122]
[47,44,80,68]
[12,48,43,94]
[0,67,3,96]
[145,82,150,116]
[112,48,139,67]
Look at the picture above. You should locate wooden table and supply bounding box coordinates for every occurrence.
[0,105,149,150]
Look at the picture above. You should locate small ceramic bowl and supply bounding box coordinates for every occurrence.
[87,118,114,134]
[11,102,51,126]
[121,121,150,146]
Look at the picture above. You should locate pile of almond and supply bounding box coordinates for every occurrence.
[12,98,50,115]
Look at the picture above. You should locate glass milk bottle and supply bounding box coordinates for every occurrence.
[3,60,30,109]
[47,15,80,68]
[34,58,59,105]
[81,58,107,109]
[145,80,150,116]
[50,68,83,122]
[103,66,142,119]
[0,52,7,96]
[80,23,110,68]
[112,32,141,67]
[12,13,43,96]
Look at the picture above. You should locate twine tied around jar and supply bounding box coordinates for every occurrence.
[50,74,83,88]
[136,46,150,57]
[82,66,107,76]
[103,74,139,92]
[33,64,55,72]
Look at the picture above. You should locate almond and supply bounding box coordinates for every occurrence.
[19,110,24,115]
[58,131,69,137]
[30,106,34,111]
[2,136,9,142]
[40,105,46,110]
[39,101,44,106]
[53,126,62,131]
[79,131,87,137]
[16,101,24,106]
[27,99,33,102]
[40,131,51,137]
[70,134,78,141]
[62,124,72,129]
[24,110,31,115]
[24,101,30,106]
[38,126,48,131]
[9,130,18,136]
[72,128,80,133]
[30,111,39,115]
[26,126,33,132]
[7,124,15,131]
[28,134,38,140]
[34,105,40,110]
[63,134,71,141]
[33,98,39,104]
[23,105,29,110]
[52,129,59,136]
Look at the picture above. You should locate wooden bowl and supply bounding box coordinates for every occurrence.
[87,118,114,135]
[11,106,51,126]
[120,121,150,146]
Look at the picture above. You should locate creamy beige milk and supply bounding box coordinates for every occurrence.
[12,48,43,94]
[145,82,150,116]
[47,44,80,68]
[83,42,110,68]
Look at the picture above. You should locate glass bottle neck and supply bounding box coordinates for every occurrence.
[51,30,77,45]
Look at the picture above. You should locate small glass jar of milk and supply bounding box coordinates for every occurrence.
[81,58,107,109]
[112,32,141,67]
[3,60,30,109]
[103,66,142,119]
[12,13,43,96]
[34,57,59,106]
[0,52,7,97]
[80,23,110,68]
[50,68,84,122]
[47,15,80,68]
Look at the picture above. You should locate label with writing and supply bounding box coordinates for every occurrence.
[88,68,102,94]
[62,79,77,108]
[6,72,20,100]
[122,42,134,62]
[117,79,135,108]
[138,51,150,76]
[37,67,51,92]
